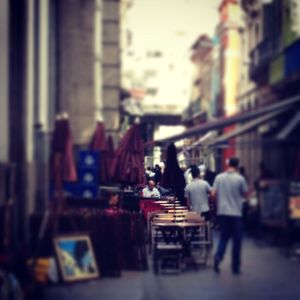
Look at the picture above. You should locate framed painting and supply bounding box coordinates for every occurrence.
[54,234,99,282]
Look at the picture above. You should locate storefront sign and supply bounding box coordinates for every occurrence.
[260,181,286,223]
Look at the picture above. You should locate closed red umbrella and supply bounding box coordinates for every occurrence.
[50,114,77,183]
[49,114,77,215]
[90,121,107,151]
[61,116,77,182]
[89,121,112,184]
[112,124,144,185]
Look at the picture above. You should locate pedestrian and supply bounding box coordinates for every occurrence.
[145,166,155,181]
[153,164,162,184]
[185,166,212,221]
[212,157,248,275]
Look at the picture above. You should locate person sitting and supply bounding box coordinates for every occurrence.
[142,180,161,198]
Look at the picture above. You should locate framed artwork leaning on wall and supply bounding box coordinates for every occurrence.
[53,234,99,282]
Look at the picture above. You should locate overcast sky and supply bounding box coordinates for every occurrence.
[126,0,220,55]
[123,0,221,140]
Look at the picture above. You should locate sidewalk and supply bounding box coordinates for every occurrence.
[43,238,300,300]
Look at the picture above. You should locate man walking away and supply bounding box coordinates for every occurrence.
[212,157,248,275]
[185,166,212,221]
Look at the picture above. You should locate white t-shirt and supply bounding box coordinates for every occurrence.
[185,178,212,213]
[142,186,161,198]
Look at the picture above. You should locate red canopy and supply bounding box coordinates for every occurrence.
[50,115,77,183]
[112,124,145,185]
[89,122,113,184]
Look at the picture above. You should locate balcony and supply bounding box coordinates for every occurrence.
[250,35,282,80]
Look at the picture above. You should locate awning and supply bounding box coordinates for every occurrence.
[276,111,300,140]
[210,107,288,145]
[145,94,300,147]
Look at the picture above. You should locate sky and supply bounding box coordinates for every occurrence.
[123,0,220,104]
[122,0,221,140]
[126,0,220,54]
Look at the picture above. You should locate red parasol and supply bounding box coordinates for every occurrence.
[90,121,107,150]
[50,114,77,183]
[89,121,112,184]
[112,124,145,185]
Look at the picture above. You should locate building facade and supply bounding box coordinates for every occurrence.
[0,0,122,247]
[239,0,300,183]
[182,35,213,165]
[182,0,244,170]
[216,0,244,168]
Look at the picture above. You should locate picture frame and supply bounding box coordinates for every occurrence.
[53,234,99,282]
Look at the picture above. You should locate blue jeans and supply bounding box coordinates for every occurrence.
[215,216,243,271]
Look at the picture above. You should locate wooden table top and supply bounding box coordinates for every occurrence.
[153,221,206,227]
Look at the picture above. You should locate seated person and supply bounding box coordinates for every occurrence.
[142,180,161,198]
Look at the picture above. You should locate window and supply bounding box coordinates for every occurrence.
[194,79,201,86]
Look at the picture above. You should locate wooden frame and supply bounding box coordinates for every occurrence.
[54,234,99,282]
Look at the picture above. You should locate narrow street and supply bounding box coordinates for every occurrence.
[1,1,300,299]
[43,237,300,300]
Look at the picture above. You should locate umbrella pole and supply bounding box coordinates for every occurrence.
[53,153,64,233]
[52,153,77,233]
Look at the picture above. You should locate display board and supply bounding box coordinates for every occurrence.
[259,180,287,225]
[289,182,300,220]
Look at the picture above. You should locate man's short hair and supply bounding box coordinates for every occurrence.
[191,166,200,178]
[228,157,239,168]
